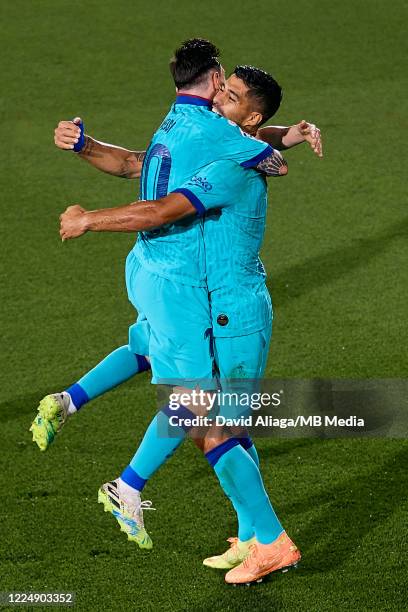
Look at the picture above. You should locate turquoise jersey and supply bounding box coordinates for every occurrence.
[177,159,272,337]
[132,95,273,287]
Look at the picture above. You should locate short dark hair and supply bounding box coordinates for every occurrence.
[170,38,221,89]
[233,65,283,124]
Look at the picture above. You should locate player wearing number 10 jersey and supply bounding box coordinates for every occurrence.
[128,42,281,385]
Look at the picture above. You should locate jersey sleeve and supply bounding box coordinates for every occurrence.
[171,160,242,216]
[214,117,274,168]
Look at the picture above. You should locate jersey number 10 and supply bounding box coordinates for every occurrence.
[140,143,172,200]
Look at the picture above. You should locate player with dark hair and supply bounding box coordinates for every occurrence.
[228,65,283,124]
[169,39,222,89]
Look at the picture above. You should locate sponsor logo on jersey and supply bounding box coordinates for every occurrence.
[189,176,213,192]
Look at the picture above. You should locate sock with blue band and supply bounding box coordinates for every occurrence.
[206,439,254,541]
[206,438,283,545]
[65,345,150,410]
[120,415,263,502]
[120,405,192,492]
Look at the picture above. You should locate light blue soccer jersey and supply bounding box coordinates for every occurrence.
[132,95,273,287]
[177,159,272,337]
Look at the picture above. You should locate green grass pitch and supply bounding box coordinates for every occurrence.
[1,0,407,610]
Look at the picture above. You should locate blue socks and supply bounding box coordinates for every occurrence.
[227,437,260,542]
[120,410,262,509]
[121,407,188,491]
[240,436,259,468]
[66,345,150,410]
[206,438,283,545]
[65,383,89,410]
[64,346,279,543]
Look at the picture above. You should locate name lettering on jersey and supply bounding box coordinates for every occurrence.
[188,176,213,192]
[159,118,177,134]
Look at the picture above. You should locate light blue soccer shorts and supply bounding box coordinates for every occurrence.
[125,251,214,385]
[213,325,272,380]
[212,323,272,420]
[128,313,150,358]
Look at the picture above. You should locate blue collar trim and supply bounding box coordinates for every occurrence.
[175,94,212,108]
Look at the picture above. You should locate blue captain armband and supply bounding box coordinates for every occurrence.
[72,119,85,152]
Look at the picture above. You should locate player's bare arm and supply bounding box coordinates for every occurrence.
[54,117,145,178]
[78,136,146,178]
[59,193,196,241]
[258,120,323,157]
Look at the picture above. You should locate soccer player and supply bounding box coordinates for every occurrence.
[55,64,321,583]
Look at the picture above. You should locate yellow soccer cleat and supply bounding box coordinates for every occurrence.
[224,532,301,585]
[203,537,256,569]
[30,393,71,451]
[38,393,70,428]
[98,479,154,550]
[29,414,57,451]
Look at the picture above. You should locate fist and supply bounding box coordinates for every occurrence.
[54,117,83,150]
[59,204,88,241]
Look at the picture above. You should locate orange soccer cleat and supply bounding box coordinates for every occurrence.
[224,531,301,585]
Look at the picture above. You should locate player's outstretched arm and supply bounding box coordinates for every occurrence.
[59,194,196,241]
[54,117,145,178]
[258,121,323,157]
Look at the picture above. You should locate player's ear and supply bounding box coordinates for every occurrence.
[212,70,225,93]
[212,71,220,90]
[244,111,263,131]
